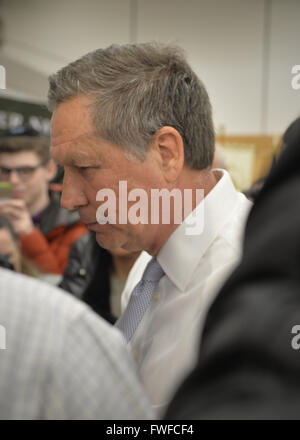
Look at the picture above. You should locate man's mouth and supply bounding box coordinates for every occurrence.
[79,216,97,226]
[12,190,24,198]
[84,221,98,229]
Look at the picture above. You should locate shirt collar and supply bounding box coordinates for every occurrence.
[157,169,240,292]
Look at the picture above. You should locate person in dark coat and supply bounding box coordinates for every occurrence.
[165,116,300,420]
[60,232,140,324]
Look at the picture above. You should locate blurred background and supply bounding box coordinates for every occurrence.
[0,0,299,189]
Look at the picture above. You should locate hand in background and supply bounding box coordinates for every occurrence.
[0,200,35,236]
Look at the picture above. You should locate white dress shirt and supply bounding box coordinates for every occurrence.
[121,169,252,414]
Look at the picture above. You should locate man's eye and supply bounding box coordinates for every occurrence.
[77,166,96,177]
[76,166,100,175]
[21,168,34,174]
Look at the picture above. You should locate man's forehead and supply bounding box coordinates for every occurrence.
[51,95,95,146]
[0,150,40,164]
[50,135,102,164]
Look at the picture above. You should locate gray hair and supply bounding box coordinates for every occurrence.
[48,42,215,169]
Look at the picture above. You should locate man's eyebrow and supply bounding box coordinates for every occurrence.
[69,153,101,165]
[68,153,85,164]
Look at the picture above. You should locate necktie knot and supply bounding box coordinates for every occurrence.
[142,257,164,283]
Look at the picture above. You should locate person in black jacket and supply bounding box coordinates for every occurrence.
[0,214,21,272]
[60,232,140,324]
[165,116,300,420]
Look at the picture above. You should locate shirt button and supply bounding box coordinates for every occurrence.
[79,268,87,277]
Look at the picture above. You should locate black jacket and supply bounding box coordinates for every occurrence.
[166,117,300,419]
[59,232,116,324]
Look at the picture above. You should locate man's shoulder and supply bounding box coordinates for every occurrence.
[0,268,153,420]
[0,267,88,326]
[218,191,252,251]
[185,192,251,299]
[0,267,125,363]
[201,192,251,274]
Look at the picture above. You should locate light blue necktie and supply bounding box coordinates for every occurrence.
[115,257,164,342]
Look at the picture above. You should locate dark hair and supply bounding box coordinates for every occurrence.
[282,116,300,152]
[0,135,50,164]
[243,176,267,202]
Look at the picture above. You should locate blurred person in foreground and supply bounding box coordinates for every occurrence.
[0,130,87,275]
[243,175,267,203]
[48,42,251,413]
[242,117,300,204]
[165,117,300,419]
[0,266,153,420]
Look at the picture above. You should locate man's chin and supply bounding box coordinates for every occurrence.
[95,231,124,251]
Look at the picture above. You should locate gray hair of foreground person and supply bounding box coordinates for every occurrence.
[0,267,153,419]
[48,42,215,169]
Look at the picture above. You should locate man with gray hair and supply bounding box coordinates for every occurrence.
[48,43,251,414]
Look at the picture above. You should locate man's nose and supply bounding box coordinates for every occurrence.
[9,170,22,184]
[61,171,88,211]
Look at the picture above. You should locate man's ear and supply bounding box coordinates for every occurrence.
[44,159,58,182]
[153,126,185,183]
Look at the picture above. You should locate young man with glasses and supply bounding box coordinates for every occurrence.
[0,133,87,275]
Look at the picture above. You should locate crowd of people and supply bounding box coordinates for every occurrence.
[0,42,299,420]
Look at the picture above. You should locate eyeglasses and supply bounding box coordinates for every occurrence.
[0,165,43,181]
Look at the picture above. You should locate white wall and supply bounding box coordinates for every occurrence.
[1,0,131,76]
[0,0,299,135]
[136,0,265,134]
[267,0,300,133]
